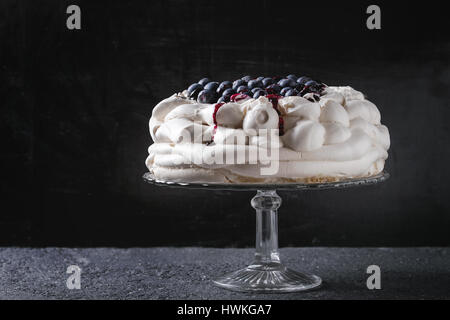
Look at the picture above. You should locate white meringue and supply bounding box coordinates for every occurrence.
[215,103,243,128]
[345,100,381,124]
[146,85,390,183]
[151,94,195,121]
[277,96,311,114]
[157,118,211,144]
[319,100,350,127]
[322,122,352,145]
[242,101,279,134]
[164,103,214,125]
[325,86,365,101]
[282,120,325,152]
[319,92,345,105]
[284,102,321,120]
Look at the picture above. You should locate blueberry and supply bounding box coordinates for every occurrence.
[253,89,267,99]
[232,79,246,91]
[198,78,210,86]
[296,76,311,85]
[285,89,299,96]
[280,87,292,96]
[187,83,203,95]
[197,89,217,104]
[217,81,232,94]
[304,80,321,93]
[248,79,263,90]
[217,95,231,103]
[305,80,318,87]
[295,83,304,91]
[262,77,274,87]
[250,87,262,94]
[266,84,281,94]
[223,88,236,97]
[278,78,296,88]
[189,86,203,99]
[237,85,249,94]
[286,74,297,81]
[256,76,265,82]
[241,75,252,82]
[204,81,219,91]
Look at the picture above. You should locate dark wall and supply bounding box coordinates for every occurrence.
[1,0,449,247]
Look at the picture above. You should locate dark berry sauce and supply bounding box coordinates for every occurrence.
[230,93,249,102]
[265,94,284,135]
[209,102,225,143]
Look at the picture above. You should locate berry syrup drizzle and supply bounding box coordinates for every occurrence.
[266,94,284,136]
[230,93,249,102]
[209,102,225,144]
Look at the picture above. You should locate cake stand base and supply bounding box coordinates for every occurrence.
[213,263,322,293]
[212,190,321,293]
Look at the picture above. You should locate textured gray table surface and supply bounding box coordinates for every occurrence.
[0,247,449,300]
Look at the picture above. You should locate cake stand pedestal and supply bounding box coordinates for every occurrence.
[143,172,389,293]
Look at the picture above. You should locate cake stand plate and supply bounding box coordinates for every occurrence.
[143,172,389,293]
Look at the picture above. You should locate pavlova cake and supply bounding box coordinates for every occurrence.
[145,75,390,183]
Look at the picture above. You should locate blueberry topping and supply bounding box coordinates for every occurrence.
[280,87,292,96]
[294,83,305,91]
[217,81,232,94]
[262,77,274,87]
[278,78,296,88]
[189,86,203,99]
[188,83,203,95]
[304,80,318,87]
[296,76,311,85]
[236,85,248,94]
[222,88,236,97]
[197,89,217,104]
[266,84,281,94]
[204,81,219,91]
[304,80,322,93]
[186,75,324,102]
[285,88,299,96]
[217,95,231,103]
[247,79,263,90]
[286,74,297,81]
[198,78,210,86]
[232,79,246,91]
[253,89,267,99]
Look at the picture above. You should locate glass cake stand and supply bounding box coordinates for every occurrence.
[143,171,389,293]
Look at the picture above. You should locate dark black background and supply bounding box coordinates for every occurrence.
[1,0,449,247]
